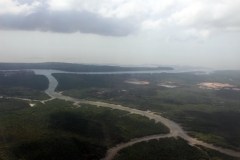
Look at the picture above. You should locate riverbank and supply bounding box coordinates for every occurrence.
[33,70,240,159]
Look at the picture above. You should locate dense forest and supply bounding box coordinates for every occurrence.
[1,67,240,159]
[113,137,240,160]
[0,99,169,159]
[0,71,50,100]
[53,71,240,151]
[0,62,173,72]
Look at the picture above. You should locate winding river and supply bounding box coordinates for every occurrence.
[33,69,240,159]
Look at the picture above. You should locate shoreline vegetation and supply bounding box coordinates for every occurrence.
[0,98,169,160]
[113,137,240,160]
[0,71,50,100]
[0,62,173,72]
[52,71,240,152]
[1,68,240,159]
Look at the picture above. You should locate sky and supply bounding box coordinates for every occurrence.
[0,0,240,69]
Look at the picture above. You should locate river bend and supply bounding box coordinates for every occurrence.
[34,70,240,159]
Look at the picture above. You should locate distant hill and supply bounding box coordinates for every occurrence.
[0,62,173,72]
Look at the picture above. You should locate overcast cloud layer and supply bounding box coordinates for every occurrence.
[1,0,240,37]
[0,0,240,69]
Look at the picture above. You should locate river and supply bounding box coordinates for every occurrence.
[33,69,240,159]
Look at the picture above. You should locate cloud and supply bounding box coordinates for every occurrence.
[170,0,240,36]
[141,19,164,31]
[0,0,240,38]
[0,4,136,36]
[185,29,210,39]
[46,0,175,18]
[0,0,41,15]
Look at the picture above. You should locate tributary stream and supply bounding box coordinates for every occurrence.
[34,70,240,159]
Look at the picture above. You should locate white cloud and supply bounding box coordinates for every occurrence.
[47,0,72,11]
[46,0,175,19]
[141,19,164,31]
[0,0,41,15]
[185,29,211,39]
[226,27,240,32]
[0,0,240,39]
[46,0,240,38]
[170,0,240,32]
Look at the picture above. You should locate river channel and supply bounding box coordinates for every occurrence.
[34,69,240,159]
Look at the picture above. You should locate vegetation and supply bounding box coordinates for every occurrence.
[48,103,169,145]
[0,62,173,72]
[0,98,168,159]
[1,69,240,159]
[0,71,50,100]
[53,71,240,151]
[0,98,30,113]
[198,145,240,160]
[113,137,240,160]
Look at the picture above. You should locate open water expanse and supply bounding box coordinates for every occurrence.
[32,69,240,159]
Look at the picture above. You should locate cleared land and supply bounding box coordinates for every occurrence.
[53,71,240,151]
[1,69,240,159]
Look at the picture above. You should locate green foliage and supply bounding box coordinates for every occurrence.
[178,110,240,151]
[0,73,48,90]
[0,99,168,159]
[197,146,240,160]
[214,90,240,100]
[0,98,30,113]
[49,111,105,139]
[113,137,240,160]
[53,71,240,151]
[114,137,209,160]
[12,137,106,160]
[0,87,50,100]
[212,70,240,85]
[0,72,50,100]
[47,103,169,145]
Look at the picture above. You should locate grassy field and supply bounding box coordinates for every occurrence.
[0,98,169,160]
[113,137,240,160]
[52,71,240,151]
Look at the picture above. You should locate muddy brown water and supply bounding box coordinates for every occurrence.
[34,70,240,159]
